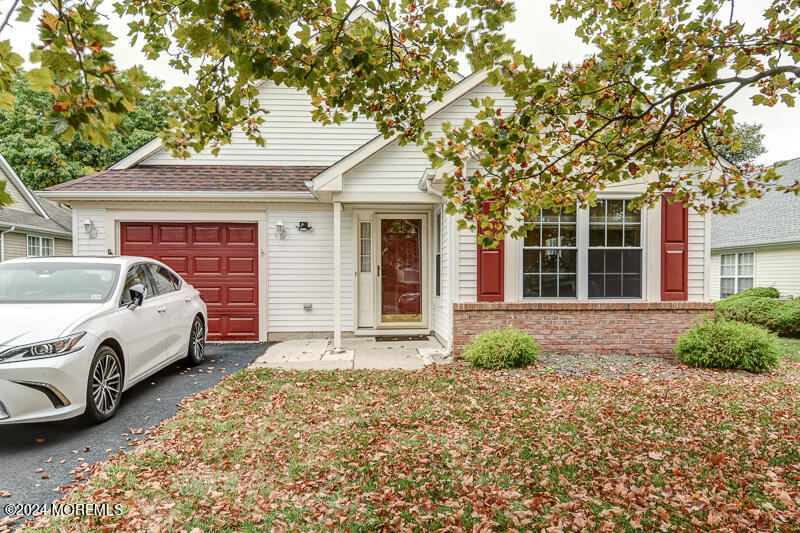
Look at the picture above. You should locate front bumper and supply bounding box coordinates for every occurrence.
[0,338,96,424]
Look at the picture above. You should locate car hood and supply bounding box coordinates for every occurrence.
[0,303,104,347]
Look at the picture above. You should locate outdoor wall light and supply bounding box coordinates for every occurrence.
[274,221,286,239]
[296,221,313,232]
[82,219,97,239]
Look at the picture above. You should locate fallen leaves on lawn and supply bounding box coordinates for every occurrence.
[18,364,800,532]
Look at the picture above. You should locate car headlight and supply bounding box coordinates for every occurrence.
[0,332,86,364]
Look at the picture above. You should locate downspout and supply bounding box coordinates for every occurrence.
[0,226,16,262]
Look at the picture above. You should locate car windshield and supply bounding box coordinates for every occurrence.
[0,262,120,303]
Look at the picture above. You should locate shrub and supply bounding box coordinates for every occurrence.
[773,300,800,337]
[714,295,783,329]
[462,327,540,370]
[725,287,781,300]
[674,320,780,372]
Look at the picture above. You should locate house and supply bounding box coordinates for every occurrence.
[0,154,72,261]
[39,72,714,356]
[710,157,800,300]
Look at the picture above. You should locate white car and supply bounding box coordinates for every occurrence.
[0,257,207,424]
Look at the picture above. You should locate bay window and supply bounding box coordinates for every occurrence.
[522,199,644,300]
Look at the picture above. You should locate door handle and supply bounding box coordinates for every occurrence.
[157,306,167,313]
[377,265,381,278]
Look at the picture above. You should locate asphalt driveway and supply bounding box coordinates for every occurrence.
[0,343,266,524]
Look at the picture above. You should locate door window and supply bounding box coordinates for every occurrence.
[146,264,181,295]
[121,264,155,305]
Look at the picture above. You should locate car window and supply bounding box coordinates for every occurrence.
[0,263,119,303]
[120,264,155,305]
[147,264,181,295]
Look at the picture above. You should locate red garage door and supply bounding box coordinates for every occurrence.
[120,222,259,341]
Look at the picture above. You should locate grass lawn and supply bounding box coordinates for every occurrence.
[22,357,800,532]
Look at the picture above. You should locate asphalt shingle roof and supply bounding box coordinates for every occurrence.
[711,157,800,250]
[45,165,327,192]
[0,207,71,234]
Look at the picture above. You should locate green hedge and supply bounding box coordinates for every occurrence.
[674,320,780,372]
[714,288,799,338]
[462,327,540,370]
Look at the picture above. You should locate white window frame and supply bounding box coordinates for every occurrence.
[435,208,442,298]
[26,235,55,257]
[519,195,648,301]
[719,251,755,298]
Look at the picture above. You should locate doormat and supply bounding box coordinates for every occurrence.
[375,335,430,342]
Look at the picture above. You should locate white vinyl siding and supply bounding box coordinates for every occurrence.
[145,82,378,166]
[2,232,27,260]
[54,237,72,256]
[687,211,707,301]
[342,83,516,194]
[432,207,451,341]
[73,208,107,256]
[267,209,354,332]
[457,224,478,303]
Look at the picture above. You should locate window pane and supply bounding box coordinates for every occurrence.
[606,225,623,247]
[523,274,540,298]
[361,256,371,273]
[541,275,558,297]
[622,275,642,298]
[523,250,540,273]
[605,250,622,273]
[148,264,177,295]
[622,250,642,274]
[738,253,754,276]
[541,210,560,222]
[559,250,577,273]
[720,254,736,276]
[524,225,541,247]
[738,277,754,291]
[360,222,370,239]
[559,275,576,298]
[560,224,577,247]
[589,274,605,298]
[541,226,559,247]
[560,211,577,223]
[625,207,641,223]
[607,200,624,222]
[590,227,605,247]
[590,200,607,222]
[624,227,640,247]
[588,250,604,274]
[541,251,559,273]
[721,278,735,298]
[605,274,622,298]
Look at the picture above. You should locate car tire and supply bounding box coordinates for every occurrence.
[85,346,123,424]
[186,317,206,366]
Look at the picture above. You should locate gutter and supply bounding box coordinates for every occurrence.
[0,226,15,262]
[711,239,800,254]
[37,190,317,201]
[0,222,71,238]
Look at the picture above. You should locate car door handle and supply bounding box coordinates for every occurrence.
[185,297,192,303]
[157,306,167,313]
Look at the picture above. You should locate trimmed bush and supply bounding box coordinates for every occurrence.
[674,320,780,372]
[714,295,782,329]
[773,300,800,337]
[462,327,540,370]
[725,287,781,300]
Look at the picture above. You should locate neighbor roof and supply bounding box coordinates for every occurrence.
[45,165,328,193]
[711,157,800,250]
[0,207,71,235]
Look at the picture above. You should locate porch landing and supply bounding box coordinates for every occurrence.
[251,336,445,371]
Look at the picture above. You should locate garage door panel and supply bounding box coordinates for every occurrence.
[121,222,259,341]
[228,257,257,274]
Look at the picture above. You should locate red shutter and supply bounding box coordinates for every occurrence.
[661,195,689,301]
[477,202,505,302]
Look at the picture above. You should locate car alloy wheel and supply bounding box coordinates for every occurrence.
[86,346,123,423]
[187,318,205,366]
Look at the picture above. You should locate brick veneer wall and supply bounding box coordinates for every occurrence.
[452,302,715,357]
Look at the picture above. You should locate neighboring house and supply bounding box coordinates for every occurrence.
[710,157,800,300]
[0,154,72,262]
[40,72,714,356]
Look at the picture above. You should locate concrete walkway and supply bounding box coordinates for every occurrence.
[251,336,445,370]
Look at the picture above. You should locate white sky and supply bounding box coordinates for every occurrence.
[1,0,797,164]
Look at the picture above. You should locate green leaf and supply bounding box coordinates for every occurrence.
[26,68,53,91]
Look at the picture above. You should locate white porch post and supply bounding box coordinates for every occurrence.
[333,201,342,350]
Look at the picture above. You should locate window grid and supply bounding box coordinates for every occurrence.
[359,222,371,273]
[26,235,55,257]
[522,210,578,298]
[720,252,754,298]
[435,211,442,297]
[587,200,643,299]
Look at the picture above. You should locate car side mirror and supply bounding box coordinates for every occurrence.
[128,284,146,310]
